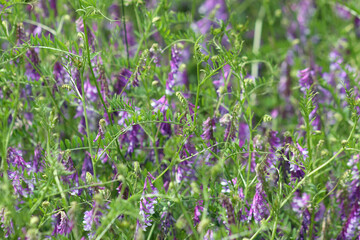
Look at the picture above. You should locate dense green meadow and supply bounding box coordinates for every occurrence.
[1,0,360,239]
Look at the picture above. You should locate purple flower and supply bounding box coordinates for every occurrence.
[337,201,360,240]
[192,0,228,34]
[53,62,70,86]
[49,0,57,16]
[8,170,33,197]
[138,173,159,230]
[81,152,93,182]
[25,48,41,81]
[266,131,281,173]
[94,119,106,142]
[201,117,215,143]
[114,68,134,93]
[298,68,314,93]
[52,211,73,236]
[292,191,310,214]
[221,195,236,226]
[248,182,268,223]
[151,95,168,113]
[83,206,102,232]
[76,17,95,49]
[166,46,181,95]
[238,122,249,148]
[160,210,175,236]
[175,141,198,183]
[194,200,204,225]
[160,115,172,136]
[309,104,321,130]
[7,147,30,171]
[60,152,81,195]
[278,51,294,99]
[32,145,45,173]
[0,208,14,238]
[120,124,140,157]
[335,3,352,20]
[299,208,311,239]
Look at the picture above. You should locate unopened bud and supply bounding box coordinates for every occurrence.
[86,172,94,183]
[263,114,272,122]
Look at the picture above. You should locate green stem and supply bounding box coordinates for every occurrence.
[194,62,201,125]
[280,117,358,209]
[80,72,96,178]
[251,6,265,78]
[121,0,130,68]
[270,214,278,240]
[82,18,125,164]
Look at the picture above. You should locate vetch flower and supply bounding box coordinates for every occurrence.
[7,147,30,171]
[220,195,236,226]
[60,151,81,195]
[138,173,159,231]
[193,200,204,226]
[337,201,360,240]
[81,152,93,182]
[166,46,181,95]
[248,182,268,223]
[32,145,45,173]
[292,191,310,214]
[298,68,314,93]
[52,211,73,236]
[94,119,106,142]
[201,117,215,144]
[299,208,311,239]
[151,95,168,113]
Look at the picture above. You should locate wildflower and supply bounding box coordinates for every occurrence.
[299,208,311,239]
[7,147,30,171]
[83,206,101,232]
[94,119,106,142]
[298,68,314,93]
[32,145,45,173]
[53,62,70,87]
[248,182,268,223]
[81,152,93,182]
[0,208,14,238]
[8,170,33,198]
[160,210,175,237]
[52,211,73,236]
[193,201,204,225]
[76,17,95,49]
[337,201,360,240]
[114,68,134,93]
[201,117,215,144]
[220,195,236,226]
[176,141,197,183]
[166,46,181,95]
[138,173,159,230]
[60,151,81,195]
[267,131,281,171]
[192,0,228,34]
[238,122,249,148]
[25,48,41,81]
[279,51,294,99]
[151,95,168,113]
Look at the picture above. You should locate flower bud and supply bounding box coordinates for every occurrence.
[42,201,50,209]
[197,218,210,233]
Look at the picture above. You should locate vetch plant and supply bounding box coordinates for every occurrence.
[1,0,360,239]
